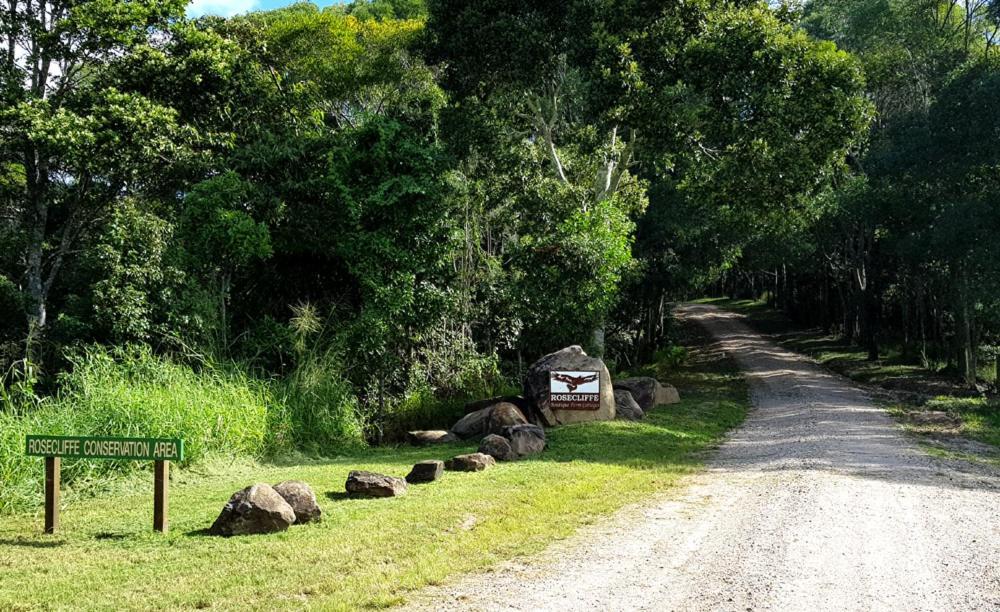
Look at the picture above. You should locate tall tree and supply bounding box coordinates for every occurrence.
[0,0,191,352]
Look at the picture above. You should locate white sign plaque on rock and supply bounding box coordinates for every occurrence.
[549,371,601,411]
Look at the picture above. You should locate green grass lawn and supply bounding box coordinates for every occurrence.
[0,328,747,611]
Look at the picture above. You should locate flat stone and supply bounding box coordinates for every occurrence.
[345,470,407,498]
[273,480,322,524]
[445,452,496,472]
[406,430,458,445]
[406,460,444,484]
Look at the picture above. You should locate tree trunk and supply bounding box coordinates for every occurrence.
[957,270,977,387]
[24,149,50,347]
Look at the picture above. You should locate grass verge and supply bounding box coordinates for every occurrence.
[0,321,748,611]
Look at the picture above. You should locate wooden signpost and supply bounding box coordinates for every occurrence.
[25,435,184,534]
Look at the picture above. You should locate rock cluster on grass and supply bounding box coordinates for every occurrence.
[613,377,680,411]
[613,389,644,421]
[406,460,444,484]
[209,483,297,537]
[273,480,322,523]
[445,453,496,472]
[346,470,408,498]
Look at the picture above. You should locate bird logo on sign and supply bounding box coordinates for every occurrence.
[551,372,599,393]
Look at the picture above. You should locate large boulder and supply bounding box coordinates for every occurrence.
[487,402,528,435]
[345,471,408,498]
[523,345,615,426]
[613,389,644,422]
[450,406,493,439]
[478,434,516,462]
[445,453,496,472]
[503,424,546,457]
[406,460,444,484]
[272,480,322,524]
[613,377,680,412]
[209,483,296,537]
[406,430,458,446]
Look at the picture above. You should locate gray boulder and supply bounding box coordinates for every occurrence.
[503,424,546,457]
[487,402,529,435]
[273,480,322,524]
[345,470,408,498]
[450,406,493,439]
[523,345,615,426]
[209,483,296,537]
[613,377,680,412]
[445,453,496,472]
[406,430,458,446]
[406,460,444,484]
[613,389,644,421]
[479,434,516,462]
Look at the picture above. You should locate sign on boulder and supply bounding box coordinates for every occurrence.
[523,346,616,426]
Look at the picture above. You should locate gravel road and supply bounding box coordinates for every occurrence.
[403,304,1000,612]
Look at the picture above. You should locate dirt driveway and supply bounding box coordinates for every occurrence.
[404,304,1000,611]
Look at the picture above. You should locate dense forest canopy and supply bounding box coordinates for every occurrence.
[0,0,887,449]
[724,0,1000,387]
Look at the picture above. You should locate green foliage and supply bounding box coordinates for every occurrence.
[0,346,277,514]
[342,0,427,20]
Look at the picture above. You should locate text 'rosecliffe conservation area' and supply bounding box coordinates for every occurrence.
[25,436,184,461]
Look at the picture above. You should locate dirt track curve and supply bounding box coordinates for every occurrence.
[403,304,1000,612]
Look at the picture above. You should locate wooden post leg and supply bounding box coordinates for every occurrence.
[44,456,60,534]
[153,460,169,533]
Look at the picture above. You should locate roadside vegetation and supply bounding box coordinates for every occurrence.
[0,0,868,516]
[0,319,748,611]
[712,298,1000,461]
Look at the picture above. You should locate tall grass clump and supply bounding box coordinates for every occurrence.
[0,345,277,514]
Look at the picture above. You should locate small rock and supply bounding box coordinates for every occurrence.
[406,460,444,484]
[445,453,496,472]
[450,406,494,439]
[209,483,296,537]
[503,424,546,457]
[406,430,458,445]
[614,389,644,421]
[487,402,529,435]
[345,470,408,498]
[479,434,516,461]
[273,480,322,524]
